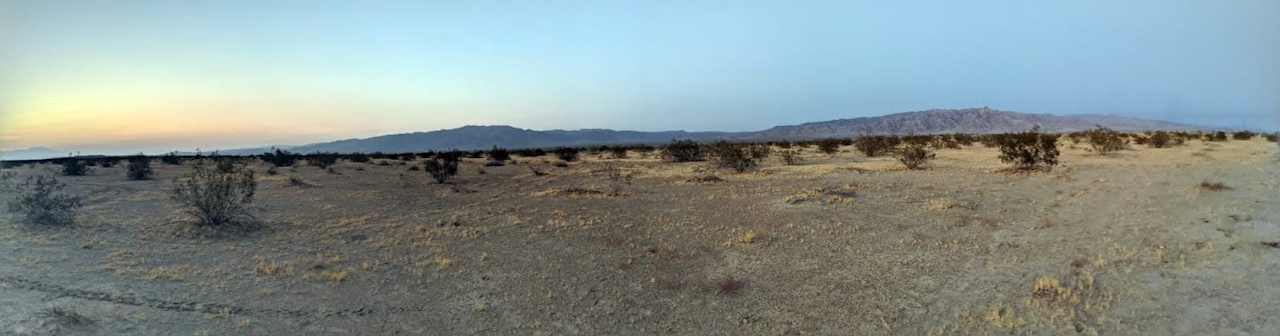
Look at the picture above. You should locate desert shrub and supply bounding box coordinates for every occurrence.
[901,135,931,146]
[1211,131,1228,141]
[554,147,580,162]
[1148,131,1173,148]
[99,159,116,168]
[930,136,960,150]
[7,175,85,226]
[513,148,546,157]
[816,139,842,156]
[1232,131,1256,140]
[1264,133,1279,142]
[263,149,297,167]
[663,140,704,162]
[347,153,371,163]
[1085,126,1128,154]
[708,141,756,173]
[60,159,90,176]
[995,128,1059,170]
[854,136,901,157]
[126,155,153,180]
[487,146,511,162]
[309,155,338,169]
[775,141,792,149]
[424,156,459,184]
[951,133,976,146]
[778,150,801,165]
[171,160,257,227]
[160,153,182,165]
[896,144,936,170]
[608,146,628,159]
[747,144,771,159]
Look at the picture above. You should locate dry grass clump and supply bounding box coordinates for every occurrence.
[532,187,611,198]
[785,185,858,205]
[684,174,724,184]
[1198,180,1231,192]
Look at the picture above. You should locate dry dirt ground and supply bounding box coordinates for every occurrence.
[1,139,1278,335]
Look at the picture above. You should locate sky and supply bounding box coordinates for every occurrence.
[2,0,1277,154]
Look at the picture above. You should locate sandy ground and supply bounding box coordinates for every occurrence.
[1,139,1277,335]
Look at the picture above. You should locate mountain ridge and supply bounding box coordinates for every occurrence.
[263,107,1203,154]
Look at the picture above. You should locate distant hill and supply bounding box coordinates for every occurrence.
[748,107,1201,139]
[5,108,1212,159]
[272,107,1203,153]
[0,147,67,161]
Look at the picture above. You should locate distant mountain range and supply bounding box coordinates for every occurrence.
[5,108,1210,159]
[232,107,1202,154]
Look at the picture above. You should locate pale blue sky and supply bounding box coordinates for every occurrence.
[2,0,1277,152]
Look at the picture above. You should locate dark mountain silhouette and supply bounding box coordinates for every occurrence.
[265,107,1202,153]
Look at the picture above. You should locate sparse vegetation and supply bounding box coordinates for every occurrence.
[778,149,801,165]
[1199,180,1231,192]
[171,159,258,227]
[555,147,580,162]
[61,159,91,176]
[262,149,298,167]
[424,156,459,184]
[1232,131,1256,140]
[707,141,756,173]
[488,146,511,162]
[6,175,84,226]
[663,140,704,162]
[126,155,153,180]
[1085,126,1128,155]
[816,138,842,156]
[1148,131,1174,148]
[854,135,901,157]
[896,143,936,170]
[996,127,1059,170]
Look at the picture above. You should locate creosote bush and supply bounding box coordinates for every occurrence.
[160,153,182,165]
[309,155,338,169]
[1148,131,1173,148]
[1085,126,1127,155]
[708,141,756,173]
[555,147,580,162]
[61,159,90,176]
[854,136,901,157]
[996,128,1059,170]
[663,140,704,162]
[816,138,842,156]
[126,155,153,180]
[424,156,459,184]
[778,149,801,165]
[7,175,84,226]
[896,144,936,170]
[263,149,298,167]
[1232,131,1256,140]
[171,160,258,227]
[488,146,511,162]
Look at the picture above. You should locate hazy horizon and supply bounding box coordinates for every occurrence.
[3,1,1278,154]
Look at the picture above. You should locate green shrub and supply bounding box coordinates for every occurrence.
[996,128,1059,170]
[896,144,936,170]
[171,160,257,227]
[7,175,84,226]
